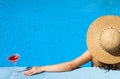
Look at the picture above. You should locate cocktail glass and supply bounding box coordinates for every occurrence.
[8,54,20,75]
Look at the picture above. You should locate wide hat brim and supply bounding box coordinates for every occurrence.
[87,15,120,64]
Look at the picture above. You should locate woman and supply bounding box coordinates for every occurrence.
[24,15,120,76]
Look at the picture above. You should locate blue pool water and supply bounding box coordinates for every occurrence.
[0,0,120,66]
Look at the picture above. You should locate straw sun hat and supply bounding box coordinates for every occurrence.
[87,15,120,64]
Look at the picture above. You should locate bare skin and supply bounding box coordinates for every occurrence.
[24,50,92,76]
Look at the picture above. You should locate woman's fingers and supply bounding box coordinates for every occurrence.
[24,68,35,76]
[24,67,42,76]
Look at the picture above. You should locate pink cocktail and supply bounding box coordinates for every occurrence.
[8,54,19,63]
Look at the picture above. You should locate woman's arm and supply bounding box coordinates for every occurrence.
[24,50,92,76]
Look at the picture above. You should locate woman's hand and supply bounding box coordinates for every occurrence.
[24,66,43,76]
